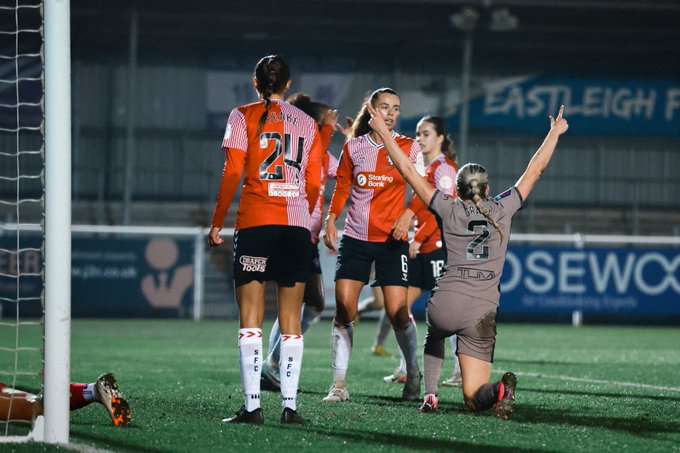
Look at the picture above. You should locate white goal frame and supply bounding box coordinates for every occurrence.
[43,0,71,444]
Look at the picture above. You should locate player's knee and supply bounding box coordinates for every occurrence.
[386,306,410,329]
[334,301,356,325]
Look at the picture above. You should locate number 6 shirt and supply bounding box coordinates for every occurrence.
[328,132,422,242]
[211,99,322,231]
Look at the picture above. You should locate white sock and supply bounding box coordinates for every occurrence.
[238,328,263,412]
[449,335,460,374]
[398,350,407,375]
[331,322,353,386]
[83,383,95,402]
[397,316,416,375]
[280,334,304,411]
[394,319,419,377]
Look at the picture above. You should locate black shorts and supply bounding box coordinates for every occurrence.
[408,248,446,290]
[233,225,312,287]
[310,245,322,275]
[335,235,408,287]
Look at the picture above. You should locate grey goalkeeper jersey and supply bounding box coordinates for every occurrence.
[428,187,523,305]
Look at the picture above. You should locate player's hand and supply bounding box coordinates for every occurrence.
[323,220,339,252]
[549,105,569,135]
[366,103,390,137]
[408,240,421,259]
[337,116,354,138]
[323,109,339,130]
[391,209,414,241]
[208,227,223,246]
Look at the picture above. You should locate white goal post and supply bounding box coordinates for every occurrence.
[43,0,72,444]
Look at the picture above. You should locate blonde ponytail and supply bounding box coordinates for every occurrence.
[458,166,504,244]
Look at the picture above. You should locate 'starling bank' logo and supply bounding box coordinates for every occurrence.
[356,172,394,189]
[240,256,267,272]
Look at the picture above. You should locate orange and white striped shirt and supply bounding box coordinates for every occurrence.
[409,154,458,254]
[211,99,322,231]
[329,132,421,242]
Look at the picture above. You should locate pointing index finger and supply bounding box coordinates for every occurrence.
[557,105,564,120]
[366,102,377,116]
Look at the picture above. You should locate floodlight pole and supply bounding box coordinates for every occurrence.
[459,29,474,161]
[122,2,138,225]
[44,0,72,444]
[450,7,478,162]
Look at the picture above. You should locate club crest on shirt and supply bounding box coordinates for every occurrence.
[439,175,453,190]
[494,189,512,201]
[240,256,267,272]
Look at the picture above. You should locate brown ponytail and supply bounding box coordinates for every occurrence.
[254,55,290,135]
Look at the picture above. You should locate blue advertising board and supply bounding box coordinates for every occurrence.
[0,236,194,318]
[409,245,679,317]
[401,76,680,138]
[499,246,680,315]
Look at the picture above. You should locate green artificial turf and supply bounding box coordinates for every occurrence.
[2,319,680,452]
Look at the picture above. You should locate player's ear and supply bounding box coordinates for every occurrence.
[484,185,490,197]
[252,77,258,91]
[285,79,292,91]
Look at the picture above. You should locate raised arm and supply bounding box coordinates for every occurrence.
[366,103,435,206]
[515,105,569,201]
[305,132,323,215]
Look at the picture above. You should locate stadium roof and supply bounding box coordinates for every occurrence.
[71,0,680,75]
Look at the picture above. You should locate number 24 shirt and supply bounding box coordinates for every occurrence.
[211,99,322,231]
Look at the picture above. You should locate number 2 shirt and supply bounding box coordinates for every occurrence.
[211,99,322,231]
[428,187,523,304]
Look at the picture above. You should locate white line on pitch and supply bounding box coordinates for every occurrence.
[495,369,680,393]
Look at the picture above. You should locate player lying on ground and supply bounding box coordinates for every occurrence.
[366,101,568,418]
[0,373,130,427]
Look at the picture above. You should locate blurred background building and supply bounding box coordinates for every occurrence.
[3,0,679,235]
[1,0,679,321]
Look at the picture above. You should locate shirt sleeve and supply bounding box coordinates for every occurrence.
[327,151,339,180]
[221,108,248,152]
[428,189,454,220]
[211,148,246,228]
[319,124,334,151]
[410,140,425,176]
[305,132,323,215]
[434,163,457,196]
[328,142,353,217]
[493,186,523,218]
